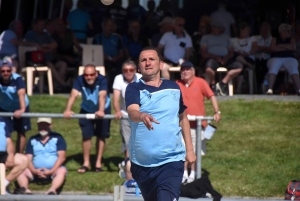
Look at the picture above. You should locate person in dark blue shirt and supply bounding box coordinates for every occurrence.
[15,118,67,195]
[0,59,31,153]
[63,64,111,173]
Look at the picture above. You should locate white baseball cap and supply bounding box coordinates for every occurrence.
[37,117,52,124]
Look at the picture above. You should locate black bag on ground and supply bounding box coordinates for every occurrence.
[180,176,222,201]
[285,180,300,200]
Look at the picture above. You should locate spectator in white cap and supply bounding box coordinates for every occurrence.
[266,23,300,95]
[16,117,67,195]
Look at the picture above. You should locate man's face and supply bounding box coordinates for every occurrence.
[103,21,115,35]
[138,50,163,77]
[38,122,51,133]
[180,67,194,82]
[34,20,45,34]
[174,19,185,33]
[123,64,136,82]
[0,66,12,81]
[260,25,270,38]
[83,67,97,85]
[129,21,140,36]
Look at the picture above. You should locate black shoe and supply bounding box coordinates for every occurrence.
[216,82,228,96]
[210,84,218,96]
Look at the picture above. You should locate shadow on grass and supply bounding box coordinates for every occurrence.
[65,153,123,172]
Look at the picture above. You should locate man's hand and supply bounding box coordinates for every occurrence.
[34,168,45,178]
[221,57,228,65]
[95,110,105,118]
[139,113,160,130]
[14,109,25,119]
[42,168,53,177]
[5,154,14,168]
[213,113,221,123]
[114,111,123,120]
[185,150,196,164]
[63,110,75,119]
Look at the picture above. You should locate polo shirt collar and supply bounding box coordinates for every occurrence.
[172,30,186,38]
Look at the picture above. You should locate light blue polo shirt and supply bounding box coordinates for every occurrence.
[73,74,110,113]
[67,8,91,40]
[26,132,67,169]
[0,73,29,112]
[0,118,7,152]
[125,79,187,167]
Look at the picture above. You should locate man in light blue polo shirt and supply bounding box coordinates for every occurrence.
[63,64,111,173]
[16,117,67,195]
[0,59,31,153]
[125,47,196,201]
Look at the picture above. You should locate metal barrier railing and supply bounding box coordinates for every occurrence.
[0,112,213,180]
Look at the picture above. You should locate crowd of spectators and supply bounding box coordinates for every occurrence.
[1,0,300,195]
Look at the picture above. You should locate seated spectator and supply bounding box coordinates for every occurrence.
[52,18,82,69]
[253,22,273,93]
[192,15,211,68]
[158,17,192,80]
[67,0,93,44]
[151,16,173,48]
[0,117,29,194]
[93,18,125,92]
[63,64,111,173]
[200,19,243,96]
[266,23,300,95]
[0,20,41,73]
[140,0,161,39]
[123,20,149,65]
[16,118,67,195]
[231,22,256,94]
[44,19,56,37]
[24,18,69,92]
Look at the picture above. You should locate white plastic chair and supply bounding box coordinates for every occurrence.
[80,44,104,66]
[19,46,53,96]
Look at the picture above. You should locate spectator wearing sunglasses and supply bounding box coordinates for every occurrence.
[63,64,111,173]
[0,59,31,153]
[112,59,141,179]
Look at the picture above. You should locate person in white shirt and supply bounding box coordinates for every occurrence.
[210,2,237,37]
[112,59,142,178]
[231,22,256,93]
[252,22,273,93]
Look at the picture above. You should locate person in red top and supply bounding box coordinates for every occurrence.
[176,61,221,183]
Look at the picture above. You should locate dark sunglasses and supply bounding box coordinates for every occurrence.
[123,69,135,73]
[84,72,96,77]
[1,69,12,73]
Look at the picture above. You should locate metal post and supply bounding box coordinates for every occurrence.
[59,0,65,18]
[196,118,202,179]
[15,0,21,20]
[33,0,38,18]
[48,0,53,19]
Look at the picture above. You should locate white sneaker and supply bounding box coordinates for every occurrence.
[266,89,273,95]
[182,175,188,183]
[118,162,126,179]
[187,176,195,183]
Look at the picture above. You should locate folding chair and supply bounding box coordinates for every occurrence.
[0,162,5,195]
[19,46,53,96]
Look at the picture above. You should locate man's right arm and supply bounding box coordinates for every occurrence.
[63,89,79,118]
[5,138,15,168]
[26,154,37,174]
[113,89,122,119]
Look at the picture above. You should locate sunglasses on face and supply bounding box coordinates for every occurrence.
[84,72,96,77]
[123,69,135,73]
[1,69,11,73]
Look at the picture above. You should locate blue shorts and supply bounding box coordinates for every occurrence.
[0,106,31,137]
[131,161,184,201]
[78,106,111,139]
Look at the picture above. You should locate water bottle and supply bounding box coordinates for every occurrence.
[135,182,140,196]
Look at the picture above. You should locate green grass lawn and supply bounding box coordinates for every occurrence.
[9,95,300,197]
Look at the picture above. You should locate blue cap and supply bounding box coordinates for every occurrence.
[180,61,194,69]
[0,59,13,68]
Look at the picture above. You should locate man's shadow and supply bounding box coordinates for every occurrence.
[65,153,123,172]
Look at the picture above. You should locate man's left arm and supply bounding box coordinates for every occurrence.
[95,90,107,117]
[209,96,221,122]
[14,88,27,118]
[44,150,66,176]
[179,111,196,164]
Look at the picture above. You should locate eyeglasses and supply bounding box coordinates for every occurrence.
[84,73,96,77]
[1,69,11,73]
[123,69,135,73]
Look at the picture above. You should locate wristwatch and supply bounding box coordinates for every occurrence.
[215,111,221,115]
